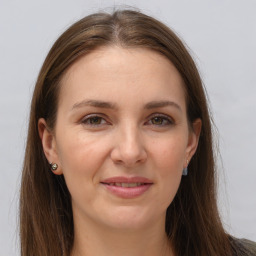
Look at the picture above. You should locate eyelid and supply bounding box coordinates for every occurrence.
[80,113,110,126]
[79,112,174,127]
[145,113,175,126]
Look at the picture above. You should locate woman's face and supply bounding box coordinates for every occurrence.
[41,46,200,231]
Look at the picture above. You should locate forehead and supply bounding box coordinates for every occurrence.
[59,46,186,110]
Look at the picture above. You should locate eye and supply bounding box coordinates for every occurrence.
[81,115,108,126]
[146,114,174,126]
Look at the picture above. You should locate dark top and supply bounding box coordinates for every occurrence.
[231,238,256,256]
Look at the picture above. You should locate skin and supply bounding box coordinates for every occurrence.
[39,46,201,256]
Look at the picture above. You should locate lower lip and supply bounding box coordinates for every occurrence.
[101,183,152,199]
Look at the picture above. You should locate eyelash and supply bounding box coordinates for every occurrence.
[145,114,174,126]
[80,113,174,127]
[81,114,108,126]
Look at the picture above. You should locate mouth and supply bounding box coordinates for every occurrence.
[101,182,148,188]
[100,176,153,199]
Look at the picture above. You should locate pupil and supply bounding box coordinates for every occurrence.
[90,117,101,124]
[153,117,162,124]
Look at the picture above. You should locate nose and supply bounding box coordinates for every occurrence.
[110,124,147,168]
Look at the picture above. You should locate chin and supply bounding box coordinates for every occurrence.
[101,205,164,231]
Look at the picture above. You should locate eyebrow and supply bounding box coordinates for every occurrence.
[71,99,181,111]
[144,100,182,111]
[71,100,117,110]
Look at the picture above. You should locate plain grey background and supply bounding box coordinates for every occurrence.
[0,0,255,255]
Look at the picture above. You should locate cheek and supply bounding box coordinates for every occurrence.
[159,145,183,187]
[152,136,187,174]
[57,131,107,167]
[56,132,110,189]
[150,137,186,205]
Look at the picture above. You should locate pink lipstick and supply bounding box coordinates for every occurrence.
[100,176,153,199]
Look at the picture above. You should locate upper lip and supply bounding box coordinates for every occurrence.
[101,176,153,184]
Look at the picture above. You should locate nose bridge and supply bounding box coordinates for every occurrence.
[111,121,147,166]
[122,122,140,151]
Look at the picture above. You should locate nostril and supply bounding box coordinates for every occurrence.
[110,130,147,167]
[110,145,147,167]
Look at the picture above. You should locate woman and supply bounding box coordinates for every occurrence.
[20,9,256,256]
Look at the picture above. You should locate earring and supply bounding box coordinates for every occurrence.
[182,167,188,176]
[50,162,58,171]
[182,159,189,176]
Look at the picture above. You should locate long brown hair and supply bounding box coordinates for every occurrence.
[20,9,233,256]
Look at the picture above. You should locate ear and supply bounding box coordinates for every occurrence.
[38,118,63,175]
[185,118,202,167]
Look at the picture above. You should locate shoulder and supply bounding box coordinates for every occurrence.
[230,237,256,256]
[239,239,256,255]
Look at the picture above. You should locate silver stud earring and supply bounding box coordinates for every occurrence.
[50,162,58,171]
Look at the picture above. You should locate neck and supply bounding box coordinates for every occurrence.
[71,213,174,256]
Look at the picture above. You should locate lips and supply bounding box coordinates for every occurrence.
[100,176,153,199]
[106,182,145,187]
